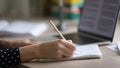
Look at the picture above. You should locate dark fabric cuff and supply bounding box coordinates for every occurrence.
[0,48,21,68]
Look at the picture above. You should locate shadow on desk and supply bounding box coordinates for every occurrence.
[10,65,30,68]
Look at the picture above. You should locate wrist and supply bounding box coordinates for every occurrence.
[34,43,43,59]
[19,45,38,62]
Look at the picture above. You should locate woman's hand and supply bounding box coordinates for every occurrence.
[35,39,76,59]
[19,39,76,62]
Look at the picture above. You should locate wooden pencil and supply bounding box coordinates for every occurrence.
[49,20,66,40]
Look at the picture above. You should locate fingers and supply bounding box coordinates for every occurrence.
[58,44,74,57]
[58,39,76,58]
[51,45,74,59]
[60,39,76,51]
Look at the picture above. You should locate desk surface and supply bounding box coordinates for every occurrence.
[10,20,120,68]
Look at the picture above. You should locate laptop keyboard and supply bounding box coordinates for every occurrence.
[56,33,104,44]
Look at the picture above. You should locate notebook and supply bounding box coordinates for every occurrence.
[56,0,120,45]
[38,44,102,62]
[0,20,49,37]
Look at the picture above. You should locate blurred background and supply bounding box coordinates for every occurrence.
[0,0,119,42]
[0,0,84,21]
[0,0,85,38]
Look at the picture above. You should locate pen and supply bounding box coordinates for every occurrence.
[49,20,66,40]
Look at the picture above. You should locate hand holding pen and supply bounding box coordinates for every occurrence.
[22,20,76,61]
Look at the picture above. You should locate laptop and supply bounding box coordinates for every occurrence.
[56,0,120,45]
[32,0,120,45]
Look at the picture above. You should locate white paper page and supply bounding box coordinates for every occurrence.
[3,21,41,33]
[106,42,120,53]
[30,23,49,37]
[117,42,120,52]
[106,44,117,51]
[1,21,49,37]
[0,20,9,30]
[74,44,102,58]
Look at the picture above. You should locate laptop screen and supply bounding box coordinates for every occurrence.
[79,0,120,40]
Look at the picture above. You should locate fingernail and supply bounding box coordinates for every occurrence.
[68,40,72,43]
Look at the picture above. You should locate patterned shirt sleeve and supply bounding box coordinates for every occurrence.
[0,48,21,68]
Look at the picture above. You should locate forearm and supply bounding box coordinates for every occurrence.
[0,38,14,49]
[0,38,34,49]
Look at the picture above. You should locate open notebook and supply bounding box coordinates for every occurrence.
[0,20,49,37]
[38,44,102,62]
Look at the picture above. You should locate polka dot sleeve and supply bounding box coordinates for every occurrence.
[0,48,21,67]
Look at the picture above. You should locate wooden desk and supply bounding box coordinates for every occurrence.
[10,20,120,68]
